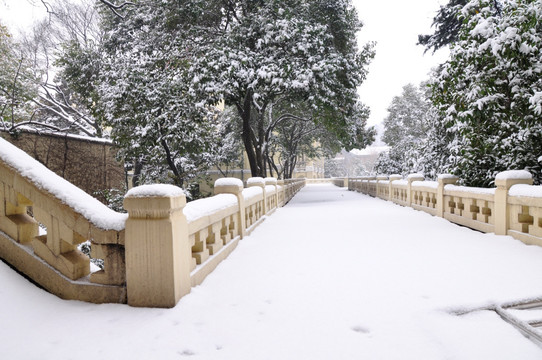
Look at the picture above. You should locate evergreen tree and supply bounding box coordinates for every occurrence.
[98,1,223,189]
[375,83,430,176]
[432,0,542,186]
[418,0,502,53]
[190,0,375,177]
[0,22,39,130]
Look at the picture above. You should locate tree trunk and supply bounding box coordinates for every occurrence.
[132,160,143,187]
[160,139,184,188]
[237,91,266,177]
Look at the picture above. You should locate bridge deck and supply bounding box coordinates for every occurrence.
[3,183,542,359]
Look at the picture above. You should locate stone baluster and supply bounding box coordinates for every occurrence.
[214,178,247,238]
[388,175,402,202]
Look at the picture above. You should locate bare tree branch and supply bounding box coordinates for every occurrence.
[98,0,135,19]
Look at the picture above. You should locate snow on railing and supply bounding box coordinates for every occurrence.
[0,139,128,304]
[0,137,305,307]
[346,171,542,247]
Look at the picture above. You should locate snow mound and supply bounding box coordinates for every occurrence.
[247,177,265,186]
[495,170,532,181]
[125,184,185,198]
[184,194,238,223]
[215,178,243,187]
[509,184,542,198]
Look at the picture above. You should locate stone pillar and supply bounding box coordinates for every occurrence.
[437,174,458,218]
[407,174,425,207]
[247,177,266,213]
[124,184,191,308]
[494,170,533,236]
[277,180,285,206]
[388,175,402,202]
[265,177,278,211]
[364,176,376,195]
[214,178,247,238]
[376,175,388,199]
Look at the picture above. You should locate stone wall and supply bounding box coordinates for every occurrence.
[0,130,125,200]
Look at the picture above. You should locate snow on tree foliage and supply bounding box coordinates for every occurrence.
[432,0,542,186]
[374,83,435,177]
[9,0,375,188]
[97,1,233,191]
[380,0,542,186]
[189,0,376,177]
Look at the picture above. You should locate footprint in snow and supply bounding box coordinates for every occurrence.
[351,325,371,334]
[178,349,195,356]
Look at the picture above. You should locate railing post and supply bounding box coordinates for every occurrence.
[407,174,424,207]
[277,180,285,206]
[437,174,458,218]
[265,177,278,211]
[494,171,533,236]
[376,175,388,199]
[247,177,266,213]
[214,178,247,238]
[124,185,191,308]
[388,175,402,201]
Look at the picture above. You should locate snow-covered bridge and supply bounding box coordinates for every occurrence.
[2,135,542,358]
[3,183,542,358]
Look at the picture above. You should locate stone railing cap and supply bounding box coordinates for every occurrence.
[495,170,532,181]
[438,174,458,180]
[247,177,265,186]
[264,177,278,185]
[215,177,244,188]
[125,184,186,198]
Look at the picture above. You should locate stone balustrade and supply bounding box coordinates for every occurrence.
[0,137,305,307]
[347,171,542,247]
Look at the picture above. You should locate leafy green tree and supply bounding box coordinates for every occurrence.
[418,0,502,53]
[98,1,222,189]
[0,23,39,130]
[375,83,430,176]
[432,0,542,186]
[418,0,468,53]
[191,0,375,177]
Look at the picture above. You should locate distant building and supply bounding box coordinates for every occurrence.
[325,146,389,178]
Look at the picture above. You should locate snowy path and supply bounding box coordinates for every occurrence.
[3,184,542,359]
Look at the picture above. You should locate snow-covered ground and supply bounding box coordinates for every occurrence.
[3,184,542,359]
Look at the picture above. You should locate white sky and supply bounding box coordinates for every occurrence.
[353,0,449,126]
[0,0,450,127]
